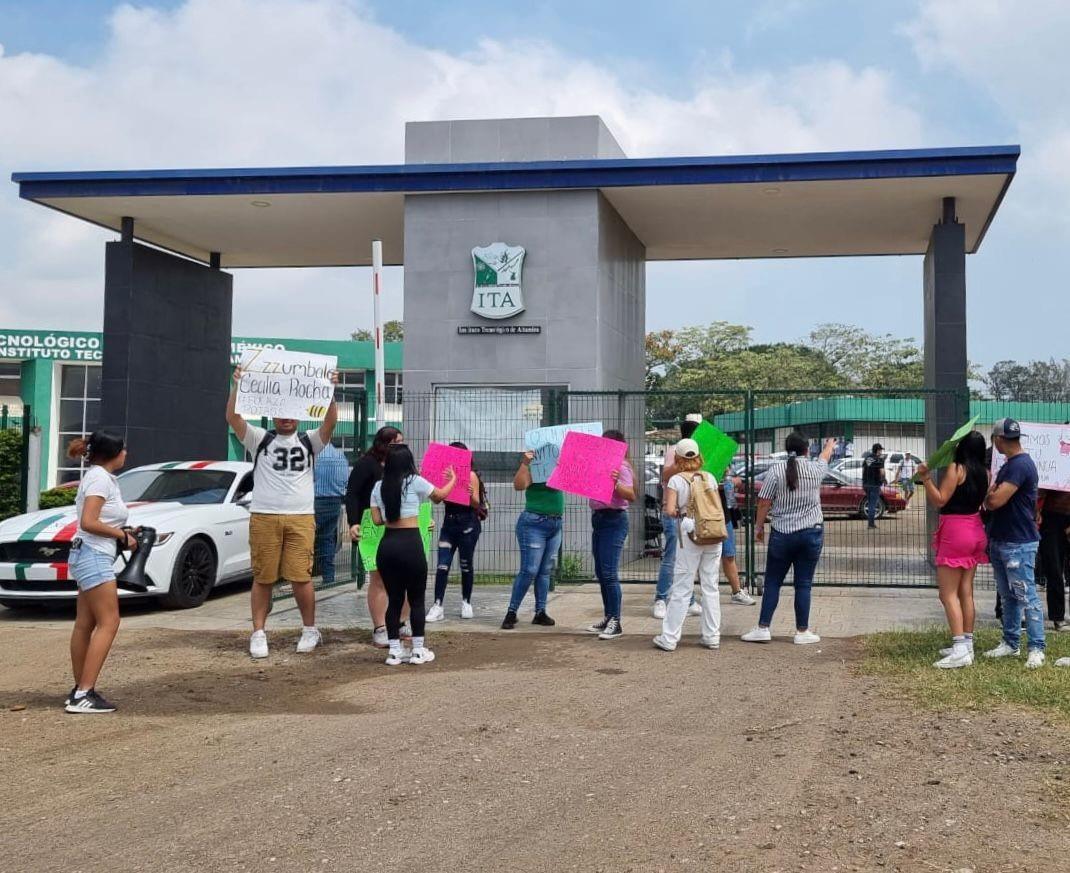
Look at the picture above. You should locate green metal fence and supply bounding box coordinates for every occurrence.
[0,404,31,521]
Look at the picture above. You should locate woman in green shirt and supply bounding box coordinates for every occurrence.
[501,451,564,629]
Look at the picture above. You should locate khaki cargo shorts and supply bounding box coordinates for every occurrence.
[249,513,315,585]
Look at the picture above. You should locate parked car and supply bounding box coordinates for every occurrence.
[736,467,908,519]
[832,451,921,485]
[0,461,255,610]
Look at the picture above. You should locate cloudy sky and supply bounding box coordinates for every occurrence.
[0,0,1064,366]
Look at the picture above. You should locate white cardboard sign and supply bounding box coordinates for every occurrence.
[991,421,1070,493]
[236,348,336,420]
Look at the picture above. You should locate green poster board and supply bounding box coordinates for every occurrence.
[692,420,739,479]
[357,502,433,572]
[914,415,980,482]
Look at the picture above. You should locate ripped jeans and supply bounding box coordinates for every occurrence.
[433,514,482,604]
[989,539,1045,652]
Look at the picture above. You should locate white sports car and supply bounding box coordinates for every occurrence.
[0,461,255,609]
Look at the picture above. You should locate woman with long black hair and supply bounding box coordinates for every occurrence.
[64,431,135,713]
[918,431,989,668]
[370,445,455,665]
[742,432,836,645]
[346,426,404,647]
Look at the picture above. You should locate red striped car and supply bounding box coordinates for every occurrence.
[0,461,255,610]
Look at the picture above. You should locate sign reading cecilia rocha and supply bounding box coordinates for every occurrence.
[235,348,337,421]
[471,243,525,319]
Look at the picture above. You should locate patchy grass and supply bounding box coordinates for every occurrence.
[861,627,1070,722]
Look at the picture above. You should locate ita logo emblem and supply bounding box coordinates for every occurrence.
[471,243,525,319]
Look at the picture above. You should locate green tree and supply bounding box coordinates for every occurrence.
[807,323,924,388]
[351,320,404,342]
[984,358,1070,401]
[0,429,23,521]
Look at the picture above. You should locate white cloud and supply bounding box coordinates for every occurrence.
[0,0,927,339]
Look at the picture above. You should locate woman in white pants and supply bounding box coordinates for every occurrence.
[653,438,723,651]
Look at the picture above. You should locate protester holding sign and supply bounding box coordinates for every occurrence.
[428,442,485,623]
[652,438,725,652]
[742,433,836,645]
[917,431,989,669]
[370,445,456,666]
[345,427,405,647]
[983,419,1046,669]
[584,430,636,641]
[226,366,338,660]
[501,453,565,630]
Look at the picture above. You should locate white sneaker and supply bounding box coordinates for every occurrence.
[409,647,436,665]
[652,634,676,652]
[687,601,702,616]
[249,629,269,659]
[651,599,667,620]
[731,590,756,606]
[1056,657,1070,667]
[426,602,445,623]
[296,627,321,653]
[399,621,413,640]
[460,600,474,620]
[940,643,975,657]
[700,635,720,649]
[384,648,411,666]
[741,626,772,643]
[1026,650,1046,669]
[934,650,973,669]
[984,642,1021,659]
[372,626,389,648]
[793,630,821,645]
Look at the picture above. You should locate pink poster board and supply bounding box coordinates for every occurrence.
[420,442,473,506]
[547,431,628,504]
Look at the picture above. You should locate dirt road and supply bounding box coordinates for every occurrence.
[1,625,1067,873]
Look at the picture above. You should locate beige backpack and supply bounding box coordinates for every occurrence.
[682,472,728,545]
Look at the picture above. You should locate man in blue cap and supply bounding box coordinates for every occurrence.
[983,418,1046,668]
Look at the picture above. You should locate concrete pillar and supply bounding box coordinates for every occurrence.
[101,241,233,468]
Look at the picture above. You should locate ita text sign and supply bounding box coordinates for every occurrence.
[236,348,337,420]
[991,421,1070,493]
[471,242,525,319]
[421,442,473,506]
[547,430,628,504]
[524,421,603,483]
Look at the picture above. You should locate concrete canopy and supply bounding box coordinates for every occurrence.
[12,146,1017,268]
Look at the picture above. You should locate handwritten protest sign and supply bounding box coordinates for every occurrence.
[421,442,473,506]
[357,503,433,572]
[236,348,336,420]
[691,421,739,478]
[523,421,603,482]
[991,421,1070,492]
[914,416,979,482]
[547,430,627,503]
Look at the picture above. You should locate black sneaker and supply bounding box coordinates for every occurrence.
[65,689,117,714]
[501,610,518,630]
[64,686,76,707]
[532,611,556,627]
[586,617,609,634]
[598,617,623,640]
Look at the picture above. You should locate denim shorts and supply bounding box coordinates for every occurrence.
[722,519,736,559]
[69,542,119,592]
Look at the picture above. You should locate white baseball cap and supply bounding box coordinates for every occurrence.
[675,438,700,459]
[685,413,703,423]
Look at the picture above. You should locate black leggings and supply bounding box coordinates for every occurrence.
[377,527,428,640]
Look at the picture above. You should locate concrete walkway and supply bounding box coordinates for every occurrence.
[0,581,1000,639]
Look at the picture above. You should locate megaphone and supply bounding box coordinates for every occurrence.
[116,526,157,593]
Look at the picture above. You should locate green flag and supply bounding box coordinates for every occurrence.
[357,502,433,572]
[691,420,739,479]
[914,415,979,482]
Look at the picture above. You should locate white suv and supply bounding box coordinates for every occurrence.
[833,451,921,484]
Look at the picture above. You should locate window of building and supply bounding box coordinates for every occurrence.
[385,371,403,404]
[55,364,102,484]
[0,363,20,404]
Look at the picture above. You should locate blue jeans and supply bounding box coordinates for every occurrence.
[592,510,629,619]
[759,526,824,629]
[864,485,881,525]
[314,496,342,583]
[655,513,677,601]
[508,511,563,614]
[990,539,1045,652]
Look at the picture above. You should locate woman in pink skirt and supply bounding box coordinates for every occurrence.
[918,431,990,669]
